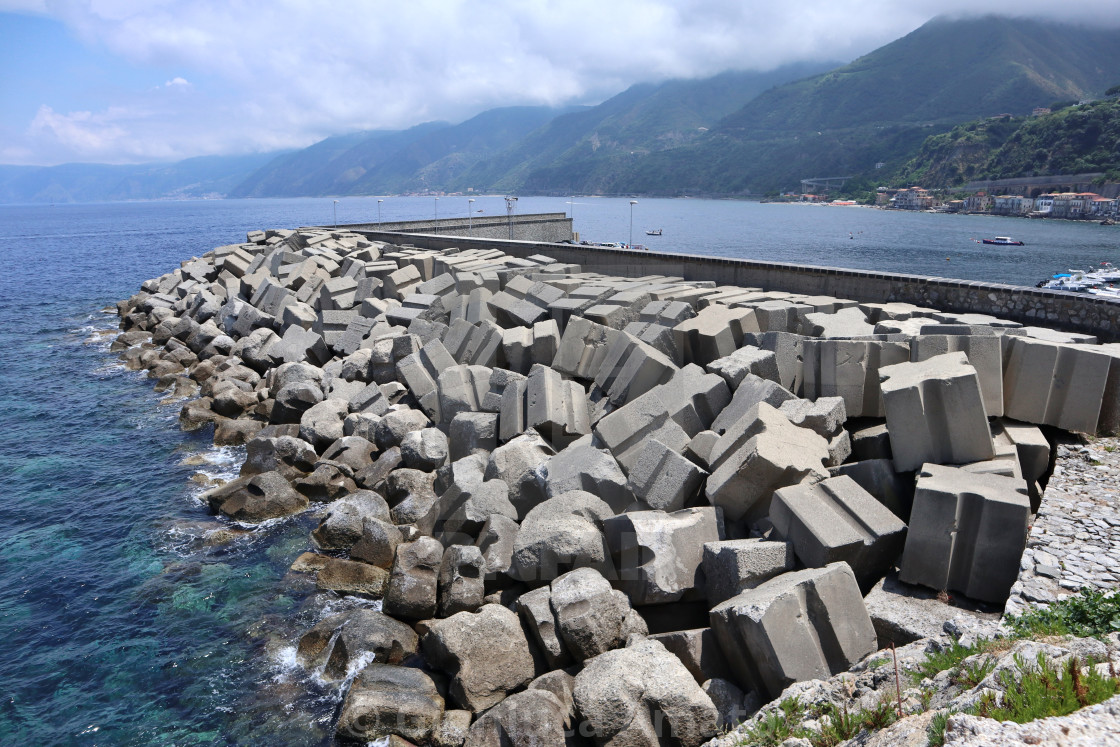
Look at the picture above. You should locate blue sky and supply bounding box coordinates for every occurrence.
[2,1,1118,167]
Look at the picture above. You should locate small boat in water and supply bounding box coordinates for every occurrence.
[646,229,662,236]
[981,236,1025,246]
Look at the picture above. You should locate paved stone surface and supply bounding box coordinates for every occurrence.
[1004,434,1120,619]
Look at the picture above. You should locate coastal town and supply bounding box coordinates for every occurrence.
[879,186,1120,220]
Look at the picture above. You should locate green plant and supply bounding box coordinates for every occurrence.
[869,657,889,670]
[911,637,986,683]
[952,656,997,688]
[1004,588,1120,639]
[926,708,956,747]
[737,697,807,746]
[971,652,1120,723]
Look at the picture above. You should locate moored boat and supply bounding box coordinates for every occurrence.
[981,236,1025,246]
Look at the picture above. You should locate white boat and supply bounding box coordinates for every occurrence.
[981,236,1025,246]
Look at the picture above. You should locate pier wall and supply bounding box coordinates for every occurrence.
[330,213,573,243]
[344,227,1120,342]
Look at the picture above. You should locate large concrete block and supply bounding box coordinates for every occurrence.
[709,562,877,699]
[627,438,708,511]
[552,316,623,380]
[879,352,995,472]
[593,331,678,407]
[510,491,614,584]
[911,334,1004,417]
[770,475,907,590]
[706,346,781,389]
[830,458,914,521]
[545,444,633,512]
[603,508,721,605]
[709,374,795,436]
[672,305,760,367]
[705,403,831,522]
[523,363,590,448]
[802,339,910,418]
[701,538,795,606]
[898,464,1029,603]
[1003,336,1111,434]
[803,307,875,338]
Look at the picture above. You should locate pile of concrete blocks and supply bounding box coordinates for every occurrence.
[115,228,1120,745]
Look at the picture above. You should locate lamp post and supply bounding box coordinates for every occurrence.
[567,195,576,237]
[629,200,637,249]
[468,198,475,235]
[377,199,384,226]
[434,196,439,221]
[505,196,518,239]
[333,199,339,228]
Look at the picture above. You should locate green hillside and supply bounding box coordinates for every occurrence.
[892,98,1120,189]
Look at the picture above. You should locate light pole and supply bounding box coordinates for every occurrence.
[505,196,518,239]
[568,195,576,237]
[468,198,475,235]
[333,199,339,228]
[377,199,384,226]
[629,200,637,249]
[434,196,439,221]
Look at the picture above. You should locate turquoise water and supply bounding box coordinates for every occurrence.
[0,196,1115,745]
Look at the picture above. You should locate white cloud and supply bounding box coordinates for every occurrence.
[7,0,1120,164]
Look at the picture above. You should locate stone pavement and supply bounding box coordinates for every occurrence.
[1004,434,1120,619]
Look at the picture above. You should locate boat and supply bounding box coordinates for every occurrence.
[981,236,1025,246]
[645,229,662,236]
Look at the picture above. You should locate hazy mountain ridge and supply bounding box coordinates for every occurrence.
[4,15,1119,203]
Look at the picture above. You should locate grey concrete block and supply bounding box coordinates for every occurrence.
[706,346,781,389]
[829,458,914,521]
[449,411,498,461]
[898,464,1030,604]
[911,334,1004,417]
[1003,336,1111,434]
[604,507,720,605]
[709,562,877,699]
[770,475,907,589]
[879,352,995,472]
[802,339,910,418]
[701,538,795,606]
[627,438,708,511]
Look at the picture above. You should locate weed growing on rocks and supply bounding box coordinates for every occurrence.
[972,651,1120,723]
[926,708,956,747]
[1004,587,1120,639]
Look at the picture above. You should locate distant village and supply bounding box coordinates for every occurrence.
[874,186,1119,220]
[796,185,1119,221]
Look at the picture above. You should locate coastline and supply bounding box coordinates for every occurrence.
[110,226,1120,744]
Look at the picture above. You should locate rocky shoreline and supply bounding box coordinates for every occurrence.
[111,227,1120,745]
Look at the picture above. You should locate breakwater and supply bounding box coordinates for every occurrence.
[111,226,1120,744]
[350,227,1120,342]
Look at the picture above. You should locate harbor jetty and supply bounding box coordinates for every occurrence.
[111,225,1120,745]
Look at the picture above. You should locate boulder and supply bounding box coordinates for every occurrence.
[375,408,432,451]
[297,608,419,680]
[203,470,308,523]
[240,435,318,480]
[349,518,404,569]
[400,427,449,471]
[511,491,614,585]
[310,490,391,550]
[422,604,536,713]
[316,558,390,596]
[464,688,571,747]
[299,398,350,451]
[383,537,445,620]
[336,663,444,744]
[484,432,552,519]
[573,637,719,747]
[438,545,486,618]
[545,445,634,514]
[550,567,632,663]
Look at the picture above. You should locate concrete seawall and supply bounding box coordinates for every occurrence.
[335,213,573,243]
[344,229,1120,342]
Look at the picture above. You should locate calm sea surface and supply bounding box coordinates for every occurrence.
[0,196,1116,745]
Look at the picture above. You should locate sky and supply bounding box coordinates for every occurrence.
[2,0,1120,167]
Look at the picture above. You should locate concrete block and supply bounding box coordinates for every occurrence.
[879,352,994,472]
[524,364,590,448]
[706,346,781,389]
[802,339,910,418]
[545,445,633,513]
[627,438,708,511]
[705,402,831,522]
[604,508,721,605]
[770,475,907,590]
[911,334,1004,417]
[803,307,875,337]
[672,305,760,367]
[830,458,914,521]
[437,545,485,618]
[383,264,422,300]
[709,374,796,436]
[741,331,806,393]
[552,316,622,380]
[593,332,678,406]
[709,562,877,699]
[1003,336,1111,434]
[449,411,498,461]
[648,628,732,685]
[701,538,795,606]
[898,464,1029,604]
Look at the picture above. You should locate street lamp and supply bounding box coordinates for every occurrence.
[629,200,638,249]
[333,199,339,228]
[468,198,475,235]
[505,196,518,239]
[377,199,384,226]
[434,196,439,221]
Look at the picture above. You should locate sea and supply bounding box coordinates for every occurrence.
[0,196,1116,746]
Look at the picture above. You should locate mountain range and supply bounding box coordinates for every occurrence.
[4,15,1119,204]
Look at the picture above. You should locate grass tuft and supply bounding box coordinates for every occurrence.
[1004,588,1120,639]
